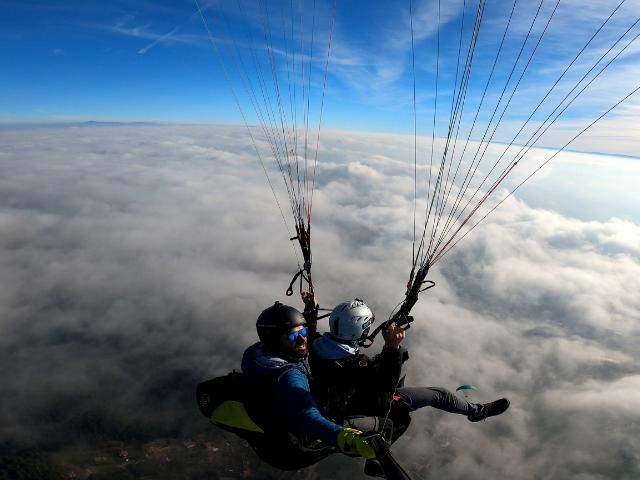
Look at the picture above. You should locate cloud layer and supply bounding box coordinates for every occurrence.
[0,123,638,478]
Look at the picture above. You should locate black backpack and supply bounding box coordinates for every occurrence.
[196,371,264,441]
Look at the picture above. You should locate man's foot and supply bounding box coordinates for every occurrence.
[364,459,386,478]
[468,398,510,422]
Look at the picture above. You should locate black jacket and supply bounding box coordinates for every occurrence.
[309,336,409,422]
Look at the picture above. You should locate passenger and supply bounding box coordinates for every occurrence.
[308,298,510,476]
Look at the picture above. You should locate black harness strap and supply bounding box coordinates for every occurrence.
[286,222,314,297]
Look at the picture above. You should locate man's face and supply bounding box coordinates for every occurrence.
[280,325,308,357]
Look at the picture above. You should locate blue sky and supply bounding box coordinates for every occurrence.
[2,0,640,154]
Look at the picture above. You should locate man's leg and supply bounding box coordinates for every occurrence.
[345,415,394,440]
[396,386,478,415]
[344,416,402,479]
[396,387,510,421]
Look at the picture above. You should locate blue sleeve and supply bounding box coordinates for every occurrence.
[275,367,343,445]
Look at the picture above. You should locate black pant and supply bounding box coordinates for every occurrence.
[345,400,412,445]
[345,386,478,445]
[396,386,478,415]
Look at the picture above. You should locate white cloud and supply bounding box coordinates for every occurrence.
[105,16,203,52]
[544,374,640,414]
[0,123,638,477]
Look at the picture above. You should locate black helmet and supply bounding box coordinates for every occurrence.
[256,301,306,345]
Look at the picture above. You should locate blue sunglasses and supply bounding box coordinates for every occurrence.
[287,327,308,344]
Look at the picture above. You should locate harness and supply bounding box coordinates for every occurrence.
[196,371,263,439]
[196,369,334,470]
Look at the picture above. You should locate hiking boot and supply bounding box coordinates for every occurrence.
[364,459,386,478]
[468,398,510,422]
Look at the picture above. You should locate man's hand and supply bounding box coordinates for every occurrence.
[382,322,405,350]
[301,291,319,310]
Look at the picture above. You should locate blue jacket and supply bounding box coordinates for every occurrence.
[241,342,343,446]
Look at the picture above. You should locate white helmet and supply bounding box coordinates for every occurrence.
[329,298,375,343]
